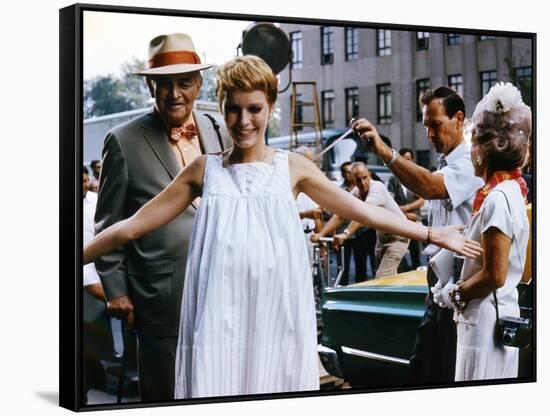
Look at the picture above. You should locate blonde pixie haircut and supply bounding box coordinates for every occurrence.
[216,55,279,112]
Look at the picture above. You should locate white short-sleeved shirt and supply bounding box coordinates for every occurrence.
[426,141,485,255]
[457,180,529,325]
[296,192,318,232]
[352,180,406,240]
[83,192,100,286]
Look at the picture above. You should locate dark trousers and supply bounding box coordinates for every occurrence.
[338,229,376,285]
[399,239,422,273]
[408,265,457,384]
[137,334,178,401]
[409,239,421,269]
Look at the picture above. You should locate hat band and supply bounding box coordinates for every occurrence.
[148,51,202,68]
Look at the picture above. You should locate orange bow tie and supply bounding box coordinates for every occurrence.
[170,123,197,142]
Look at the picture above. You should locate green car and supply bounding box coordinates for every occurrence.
[318,269,428,389]
[318,205,534,388]
[318,267,533,388]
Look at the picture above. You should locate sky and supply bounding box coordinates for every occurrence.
[83,11,255,79]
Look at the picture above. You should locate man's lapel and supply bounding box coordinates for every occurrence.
[140,111,180,180]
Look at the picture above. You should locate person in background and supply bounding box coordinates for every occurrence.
[386,148,425,270]
[340,161,354,192]
[88,160,101,193]
[82,166,107,403]
[352,86,485,384]
[334,161,378,283]
[314,162,410,279]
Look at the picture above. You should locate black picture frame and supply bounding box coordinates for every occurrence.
[60,2,536,412]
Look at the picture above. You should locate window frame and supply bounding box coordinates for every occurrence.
[376,29,392,56]
[290,31,303,69]
[377,83,392,125]
[320,26,334,65]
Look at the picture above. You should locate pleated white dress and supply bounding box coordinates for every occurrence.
[174,149,319,399]
[455,181,529,381]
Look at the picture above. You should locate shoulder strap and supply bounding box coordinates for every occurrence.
[203,113,224,150]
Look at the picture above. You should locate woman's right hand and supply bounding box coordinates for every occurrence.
[432,225,483,259]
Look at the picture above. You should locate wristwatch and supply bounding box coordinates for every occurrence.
[343,229,350,236]
[384,148,399,167]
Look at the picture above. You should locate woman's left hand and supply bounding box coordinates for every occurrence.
[432,225,483,259]
[431,280,456,310]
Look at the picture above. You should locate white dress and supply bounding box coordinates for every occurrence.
[455,180,529,381]
[174,149,319,398]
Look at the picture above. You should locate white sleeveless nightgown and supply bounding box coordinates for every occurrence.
[174,149,319,398]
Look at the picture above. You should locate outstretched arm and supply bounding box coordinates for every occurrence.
[84,156,206,264]
[289,153,481,258]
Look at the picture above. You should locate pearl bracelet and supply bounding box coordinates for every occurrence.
[449,285,468,315]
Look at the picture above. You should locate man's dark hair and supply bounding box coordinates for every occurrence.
[90,160,100,169]
[82,166,89,175]
[398,147,414,158]
[340,161,352,174]
[420,86,465,119]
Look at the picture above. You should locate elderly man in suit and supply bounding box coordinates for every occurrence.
[94,33,231,401]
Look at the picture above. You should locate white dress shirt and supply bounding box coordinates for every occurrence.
[426,141,485,255]
[83,191,100,286]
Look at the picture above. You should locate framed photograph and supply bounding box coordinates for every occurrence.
[60,2,536,411]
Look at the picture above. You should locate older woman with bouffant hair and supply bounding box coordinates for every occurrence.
[433,82,531,381]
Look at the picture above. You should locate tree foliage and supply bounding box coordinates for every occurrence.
[198,68,217,102]
[84,58,152,118]
[504,53,533,108]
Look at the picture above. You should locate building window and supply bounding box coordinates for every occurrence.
[377,83,392,125]
[345,27,359,61]
[480,70,498,96]
[345,87,359,122]
[447,33,461,45]
[479,35,496,41]
[321,26,334,65]
[290,31,302,69]
[416,32,430,50]
[291,93,303,131]
[321,90,335,128]
[416,79,431,122]
[377,29,391,56]
[515,66,533,107]
[515,66,532,82]
[448,74,464,97]
[416,150,431,170]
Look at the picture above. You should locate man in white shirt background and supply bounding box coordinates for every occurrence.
[312,162,409,279]
[352,86,484,384]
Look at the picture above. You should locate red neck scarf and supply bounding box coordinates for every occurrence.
[472,169,529,216]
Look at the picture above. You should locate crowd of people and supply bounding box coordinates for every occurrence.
[81,31,532,403]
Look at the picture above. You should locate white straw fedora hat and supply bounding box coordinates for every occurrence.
[135,33,214,76]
